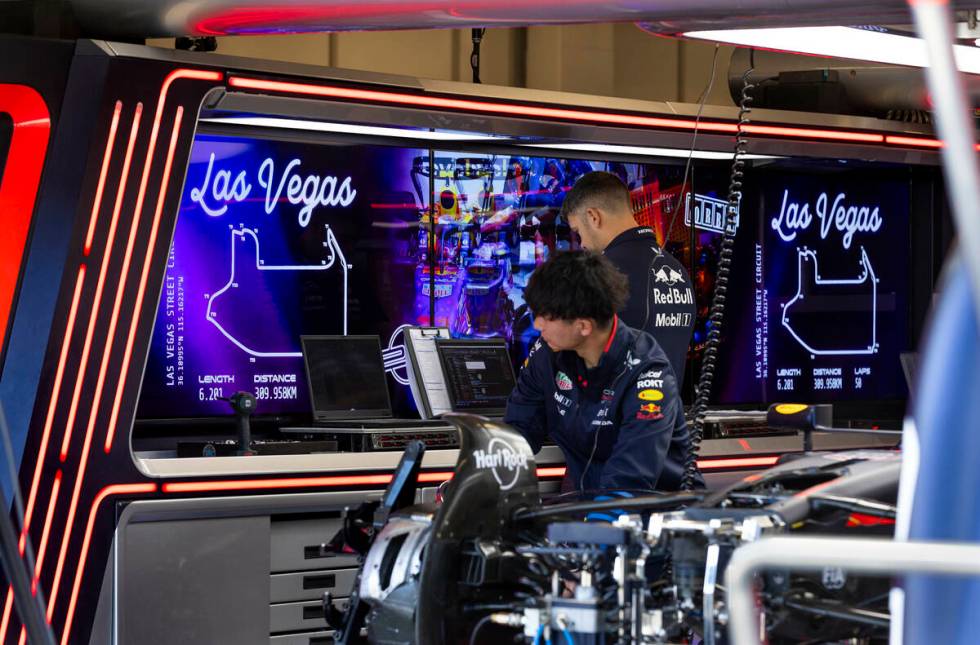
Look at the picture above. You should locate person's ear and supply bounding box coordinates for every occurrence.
[585,206,602,230]
[576,319,594,338]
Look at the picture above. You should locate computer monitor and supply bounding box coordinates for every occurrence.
[301,335,393,420]
[435,338,517,416]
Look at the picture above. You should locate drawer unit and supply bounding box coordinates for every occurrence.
[270,568,358,602]
[271,599,346,633]
[271,517,359,572]
[270,631,333,645]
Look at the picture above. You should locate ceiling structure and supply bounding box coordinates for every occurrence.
[15,0,980,40]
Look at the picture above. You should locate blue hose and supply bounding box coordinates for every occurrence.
[532,624,544,645]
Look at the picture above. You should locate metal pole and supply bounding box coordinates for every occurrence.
[726,536,980,645]
[909,0,980,327]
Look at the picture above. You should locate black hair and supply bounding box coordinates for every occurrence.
[524,250,628,326]
[559,171,632,219]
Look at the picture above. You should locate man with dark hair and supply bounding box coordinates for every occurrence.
[561,171,695,387]
[504,250,700,492]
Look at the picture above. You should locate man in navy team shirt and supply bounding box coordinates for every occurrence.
[504,251,701,493]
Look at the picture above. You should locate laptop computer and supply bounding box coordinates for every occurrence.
[299,335,441,428]
[435,337,517,420]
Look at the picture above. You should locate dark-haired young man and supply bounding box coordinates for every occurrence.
[561,171,695,386]
[504,250,701,492]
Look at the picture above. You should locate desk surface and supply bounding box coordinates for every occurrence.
[136,431,899,479]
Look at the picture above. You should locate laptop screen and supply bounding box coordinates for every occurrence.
[435,338,516,416]
[301,335,392,420]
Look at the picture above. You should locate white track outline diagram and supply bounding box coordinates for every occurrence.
[206,224,349,357]
[781,246,879,356]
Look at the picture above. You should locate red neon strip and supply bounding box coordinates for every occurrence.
[10,473,65,644]
[697,456,779,470]
[536,467,568,478]
[0,83,50,352]
[32,471,62,592]
[738,439,751,451]
[885,135,943,148]
[0,591,13,644]
[228,76,737,133]
[847,512,896,527]
[83,101,123,256]
[60,103,143,461]
[416,471,455,483]
[106,70,223,448]
[19,265,86,555]
[60,484,157,645]
[743,123,882,143]
[228,76,889,145]
[46,106,144,623]
[105,106,184,450]
[49,72,222,631]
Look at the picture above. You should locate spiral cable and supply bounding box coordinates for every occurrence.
[681,68,755,491]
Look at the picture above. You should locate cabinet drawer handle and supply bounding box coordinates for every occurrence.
[303,605,324,620]
[303,545,333,560]
[303,573,337,590]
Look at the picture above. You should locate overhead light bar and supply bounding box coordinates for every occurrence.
[199,115,507,142]
[684,26,980,74]
[520,142,780,161]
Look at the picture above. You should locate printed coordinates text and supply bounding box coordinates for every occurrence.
[189,152,357,226]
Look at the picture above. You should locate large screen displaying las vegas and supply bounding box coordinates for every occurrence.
[136,131,910,419]
[136,134,697,418]
[707,169,911,404]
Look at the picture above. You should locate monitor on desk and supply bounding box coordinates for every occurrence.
[302,335,393,421]
[435,338,516,417]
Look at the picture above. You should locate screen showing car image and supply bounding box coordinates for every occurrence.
[703,168,911,404]
[136,135,701,419]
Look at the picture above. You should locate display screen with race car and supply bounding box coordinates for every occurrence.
[136,132,699,420]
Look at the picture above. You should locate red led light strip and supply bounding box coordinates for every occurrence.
[105,105,186,449]
[157,459,764,497]
[59,103,143,461]
[227,77,888,144]
[698,456,780,470]
[0,265,85,640]
[19,265,86,548]
[0,83,51,352]
[59,484,157,645]
[48,69,222,629]
[885,135,943,148]
[162,466,568,494]
[13,472,64,644]
[31,471,62,593]
[107,70,223,449]
[82,101,123,256]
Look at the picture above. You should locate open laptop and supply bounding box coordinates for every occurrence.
[299,335,441,428]
[435,337,517,421]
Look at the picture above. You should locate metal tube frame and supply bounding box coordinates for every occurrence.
[725,536,980,645]
[909,0,980,324]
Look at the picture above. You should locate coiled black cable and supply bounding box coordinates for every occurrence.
[681,66,755,491]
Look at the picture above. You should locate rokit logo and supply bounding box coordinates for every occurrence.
[472,438,532,491]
